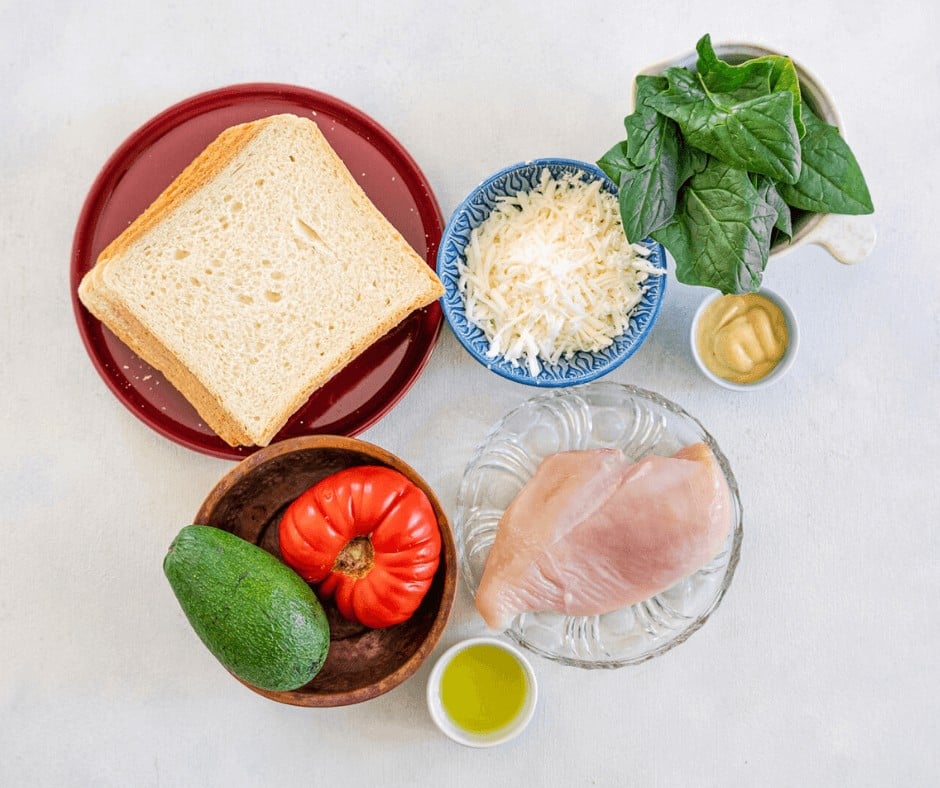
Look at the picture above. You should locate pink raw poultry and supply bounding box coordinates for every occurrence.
[474,443,732,630]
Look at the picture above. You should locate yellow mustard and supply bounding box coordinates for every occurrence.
[696,293,789,385]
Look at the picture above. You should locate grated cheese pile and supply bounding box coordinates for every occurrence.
[457,168,661,376]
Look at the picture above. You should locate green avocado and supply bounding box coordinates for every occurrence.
[163,525,329,692]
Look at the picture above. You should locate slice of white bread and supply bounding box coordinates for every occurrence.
[78,113,443,447]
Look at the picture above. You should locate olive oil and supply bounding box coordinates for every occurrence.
[439,643,528,734]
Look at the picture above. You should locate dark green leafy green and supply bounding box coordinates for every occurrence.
[695,35,774,96]
[754,55,804,137]
[599,75,686,242]
[615,130,680,242]
[695,34,805,137]
[624,76,670,165]
[598,34,873,294]
[755,175,793,239]
[777,108,874,214]
[678,141,709,185]
[648,67,802,184]
[598,142,682,243]
[651,160,777,293]
[597,140,632,183]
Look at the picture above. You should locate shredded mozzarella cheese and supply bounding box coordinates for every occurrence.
[457,168,661,376]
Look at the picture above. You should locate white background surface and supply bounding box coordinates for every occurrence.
[2,1,938,785]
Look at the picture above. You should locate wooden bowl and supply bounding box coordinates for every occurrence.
[193,435,457,706]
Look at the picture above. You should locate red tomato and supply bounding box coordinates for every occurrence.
[278,465,441,628]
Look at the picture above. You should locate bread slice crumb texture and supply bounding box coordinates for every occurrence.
[79,113,443,447]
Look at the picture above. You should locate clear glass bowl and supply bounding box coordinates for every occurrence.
[455,381,743,668]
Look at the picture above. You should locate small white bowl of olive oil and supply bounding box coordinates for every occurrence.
[426,637,538,747]
[691,288,800,391]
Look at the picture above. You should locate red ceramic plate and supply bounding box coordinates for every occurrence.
[71,84,444,460]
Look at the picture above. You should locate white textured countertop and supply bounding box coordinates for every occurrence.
[2,1,938,785]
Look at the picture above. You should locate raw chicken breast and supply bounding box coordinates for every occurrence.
[474,442,732,630]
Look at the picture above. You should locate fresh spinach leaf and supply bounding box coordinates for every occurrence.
[597,76,671,183]
[597,74,685,241]
[624,75,670,165]
[649,218,692,280]
[696,34,774,96]
[755,175,793,238]
[695,34,805,137]
[752,55,805,137]
[651,159,777,293]
[597,140,632,183]
[648,66,803,184]
[777,107,874,214]
[616,128,681,242]
[598,138,683,243]
[677,141,708,185]
[598,141,683,243]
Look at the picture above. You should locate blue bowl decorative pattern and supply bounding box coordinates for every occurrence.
[438,158,667,387]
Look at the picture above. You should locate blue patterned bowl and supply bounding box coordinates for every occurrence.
[438,158,667,387]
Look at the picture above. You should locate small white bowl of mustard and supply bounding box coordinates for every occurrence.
[426,637,538,747]
[691,288,799,391]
